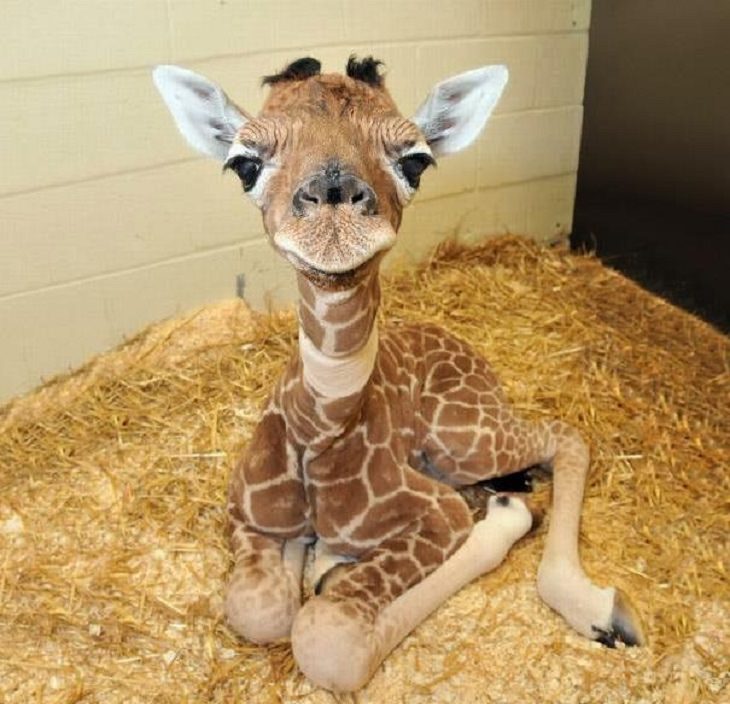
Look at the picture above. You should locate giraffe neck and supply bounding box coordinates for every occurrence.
[296,271,380,400]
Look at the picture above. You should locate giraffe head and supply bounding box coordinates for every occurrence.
[154,57,507,290]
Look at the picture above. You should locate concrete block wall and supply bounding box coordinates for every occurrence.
[0,0,591,401]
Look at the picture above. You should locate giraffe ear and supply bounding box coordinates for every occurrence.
[412,65,508,158]
[152,65,247,161]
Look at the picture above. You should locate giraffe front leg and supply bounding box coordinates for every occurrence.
[225,521,307,644]
[225,406,310,643]
[291,494,534,692]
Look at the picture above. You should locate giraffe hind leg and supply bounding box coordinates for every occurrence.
[532,419,646,646]
[426,398,645,647]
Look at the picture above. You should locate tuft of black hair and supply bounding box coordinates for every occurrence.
[346,55,384,87]
[262,57,321,86]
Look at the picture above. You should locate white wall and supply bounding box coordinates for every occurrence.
[0,0,591,401]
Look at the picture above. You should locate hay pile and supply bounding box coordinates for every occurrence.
[1,236,728,703]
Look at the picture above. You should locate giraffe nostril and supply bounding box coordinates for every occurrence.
[301,192,319,204]
[352,184,377,215]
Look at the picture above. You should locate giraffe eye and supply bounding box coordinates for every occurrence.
[225,155,262,192]
[397,153,435,189]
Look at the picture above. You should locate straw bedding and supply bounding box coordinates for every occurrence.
[1,236,727,703]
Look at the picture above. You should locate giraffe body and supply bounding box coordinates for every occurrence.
[153,55,644,692]
[232,318,535,553]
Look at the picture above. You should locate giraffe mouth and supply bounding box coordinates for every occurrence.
[273,212,396,284]
[283,250,371,289]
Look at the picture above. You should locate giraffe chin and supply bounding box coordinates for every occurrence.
[302,259,372,291]
[279,247,384,291]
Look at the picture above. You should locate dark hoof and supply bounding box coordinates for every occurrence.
[488,493,543,534]
[592,589,645,647]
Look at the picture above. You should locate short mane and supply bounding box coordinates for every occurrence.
[262,57,322,86]
[261,55,385,89]
[346,55,384,87]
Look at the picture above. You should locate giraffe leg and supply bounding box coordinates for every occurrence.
[418,353,645,647]
[224,521,307,644]
[534,420,645,647]
[291,494,534,692]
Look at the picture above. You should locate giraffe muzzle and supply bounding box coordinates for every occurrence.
[275,169,395,283]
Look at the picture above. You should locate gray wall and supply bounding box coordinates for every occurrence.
[580,1,730,211]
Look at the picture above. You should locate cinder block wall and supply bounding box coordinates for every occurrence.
[0,0,590,401]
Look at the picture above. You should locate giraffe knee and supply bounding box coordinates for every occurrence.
[291,597,378,692]
[225,568,300,644]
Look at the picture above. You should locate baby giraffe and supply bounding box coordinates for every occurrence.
[154,56,643,692]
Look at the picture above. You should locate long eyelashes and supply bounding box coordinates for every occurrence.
[397,153,436,189]
[224,155,263,191]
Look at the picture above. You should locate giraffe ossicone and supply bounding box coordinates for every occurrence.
[153,55,644,693]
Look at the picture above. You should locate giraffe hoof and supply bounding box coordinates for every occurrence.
[591,588,645,647]
[488,494,543,533]
[484,494,534,542]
